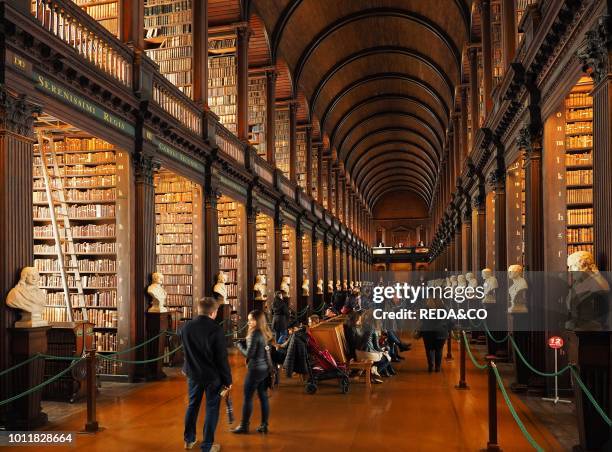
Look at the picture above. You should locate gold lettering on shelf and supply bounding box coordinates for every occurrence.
[13,55,26,70]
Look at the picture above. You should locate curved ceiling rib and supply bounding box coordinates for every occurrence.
[355,156,437,189]
[371,186,431,210]
[367,180,432,207]
[360,166,435,197]
[292,8,461,93]
[353,150,438,188]
[362,169,433,199]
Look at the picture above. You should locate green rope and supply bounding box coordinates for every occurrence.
[462,331,488,370]
[0,354,43,377]
[570,366,612,427]
[97,345,184,364]
[40,354,83,361]
[509,336,571,377]
[0,358,83,406]
[483,323,510,344]
[492,364,544,452]
[104,330,174,356]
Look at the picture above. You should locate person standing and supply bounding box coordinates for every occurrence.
[179,297,232,451]
[418,298,449,372]
[232,310,274,434]
[271,291,289,343]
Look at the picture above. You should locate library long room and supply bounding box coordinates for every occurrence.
[2,1,612,451]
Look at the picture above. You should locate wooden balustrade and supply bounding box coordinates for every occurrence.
[248,149,275,185]
[31,0,132,88]
[215,123,245,165]
[152,75,202,136]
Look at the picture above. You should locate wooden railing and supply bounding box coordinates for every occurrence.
[248,149,275,185]
[152,74,202,136]
[215,123,245,165]
[31,0,132,88]
[278,174,296,200]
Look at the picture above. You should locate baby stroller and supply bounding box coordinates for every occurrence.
[304,331,350,394]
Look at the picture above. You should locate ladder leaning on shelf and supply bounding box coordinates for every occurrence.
[37,132,87,323]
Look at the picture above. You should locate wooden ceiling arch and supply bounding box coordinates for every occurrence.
[371,186,431,210]
[353,152,437,188]
[360,165,435,196]
[366,179,432,207]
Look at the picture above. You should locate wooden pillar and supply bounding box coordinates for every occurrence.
[131,152,157,380]
[334,170,340,217]
[468,47,480,147]
[454,217,462,272]
[489,160,507,272]
[332,238,338,285]
[317,143,323,203]
[322,233,330,303]
[289,102,297,182]
[192,0,208,106]
[501,0,516,69]
[246,190,257,313]
[274,206,284,291]
[480,0,493,115]
[0,90,39,424]
[471,183,486,273]
[305,126,313,196]
[236,25,251,141]
[328,163,334,213]
[453,114,461,183]
[120,0,144,49]
[311,229,318,301]
[460,85,469,163]
[204,165,220,296]
[295,220,305,314]
[265,70,277,164]
[461,201,473,273]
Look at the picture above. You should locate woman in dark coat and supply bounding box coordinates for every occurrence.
[418,298,450,372]
[271,291,289,343]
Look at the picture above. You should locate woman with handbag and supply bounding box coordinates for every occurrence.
[232,310,274,435]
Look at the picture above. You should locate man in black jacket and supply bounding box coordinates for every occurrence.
[180,297,232,452]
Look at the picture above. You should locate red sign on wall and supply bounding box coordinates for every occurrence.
[548,336,564,349]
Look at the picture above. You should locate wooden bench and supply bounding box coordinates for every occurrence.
[348,359,373,390]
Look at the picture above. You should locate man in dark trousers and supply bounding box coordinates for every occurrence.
[180,297,232,452]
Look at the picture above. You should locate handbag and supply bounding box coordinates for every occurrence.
[264,344,278,390]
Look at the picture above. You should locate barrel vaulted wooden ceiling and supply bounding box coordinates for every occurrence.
[218,0,473,210]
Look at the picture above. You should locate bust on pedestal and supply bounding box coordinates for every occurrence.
[253,274,267,311]
[6,267,51,429]
[327,280,334,294]
[316,279,324,295]
[507,265,528,313]
[507,264,530,392]
[457,274,467,288]
[145,272,170,380]
[482,268,498,304]
[565,251,611,451]
[280,276,291,300]
[213,271,228,304]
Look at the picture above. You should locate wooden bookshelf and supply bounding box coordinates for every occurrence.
[491,0,503,85]
[327,243,333,282]
[321,158,328,209]
[302,232,311,294]
[516,0,537,45]
[335,246,341,281]
[33,131,130,376]
[478,51,485,128]
[154,169,203,320]
[275,108,290,177]
[311,144,318,200]
[72,0,119,36]
[217,195,245,311]
[281,224,297,307]
[565,77,594,256]
[248,76,267,158]
[209,35,237,133]
[296,130,307,190]
[316,240,324,283]
[144,0,194,98]
[256,213,274,301]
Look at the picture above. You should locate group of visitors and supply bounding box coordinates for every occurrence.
[178,280,452,451]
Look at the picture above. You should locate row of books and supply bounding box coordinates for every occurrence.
[567,188,593,204]
[164,274,192,285]
[568,244,594,255]
[219,234,237,244]
[167,294,193,305]
[155,191,193,203]
[219,257,238,269]
[566,152,592,166]
[157,223,193,234]
[156,244,193,254]
[155,203,192,213]
[567,108,592,121]
[566,134,593,149]
[157,254,193,264]
[157,233,192,244]
[34,189,116,204]
[40,274,117,288]
[567,208,593,225]
[98,359,122,375]
[209,38,237,51]
[157,264,192,275]
[160,71,192,88]
[566,169,593,185]
[51,138,114,152]
[34,204,116,220]
[157,58,192,74]
[146,45,192,62]
[83,309,118,328]
[157,212,193,224]
[37,151,115,163]
[219,225,237,234]
[95,332,118,352]
[34,241,116,254]
[34,176,117,191]
[567,227,593,243]
[33,165,116,177]
[46,291,117,308]
[145,24,192,39]
[219,244,237,255]
[144,11,191,28]
[34,258,116,272]
[566,92,593,107]
[34,223,116,238]
[565,121,593,134]
[166,284,192,295]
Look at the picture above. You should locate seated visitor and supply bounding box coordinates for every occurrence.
[308,314,320,328]
[354,310,393,383]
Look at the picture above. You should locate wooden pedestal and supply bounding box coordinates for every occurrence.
[508,313,530,392]
[8,326,51,429]
[216,304,233,347]
[145,312,170,381]
[568,331,611,451]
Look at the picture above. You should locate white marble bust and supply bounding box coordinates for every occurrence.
[336,280,341,291]
[254,274,267,301]
[147,272,168,313]
[508,264,528,313]
[342,280,348,291]
[349,281,355,291]
[213,271,227,304]
[6,267,48,328]
[450,275,458,289]
[280,276,291,298]
[316,279,324,295]
[327,280,334,293]
[302,273,310,297]
[466,272,478,288]
[457,274,467,288]
[482,268,498,304]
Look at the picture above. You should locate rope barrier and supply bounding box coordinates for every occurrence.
[509,336,571,378]
[483,324,511,344]
[491,363,544,452]
[97,345,184,364]
[0,358,83,407]
[0,353,43,377]
[461,331,488,370]
[570,366,612,427]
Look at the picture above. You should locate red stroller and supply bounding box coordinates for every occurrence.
[304,330,350,394]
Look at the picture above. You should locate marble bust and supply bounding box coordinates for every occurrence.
[316,279,324,295]
[327,280,334,293]
[457,274,467,288]
[336,280,341,291]
[213,271,228,304]
[565,251,610,330]
[147,272,168,313]
[450,275,458,289]
[6,267,48,328]
[280,276,291,298]
[466,272,478,288]
[302,273,310,297]
[342,280,348,291]
[254,274,267,301]
[482,268,498,304]
[508,264,528,313]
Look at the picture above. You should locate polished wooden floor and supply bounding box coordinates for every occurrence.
[17,340,564,451]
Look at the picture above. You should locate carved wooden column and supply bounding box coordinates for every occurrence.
[317,143,323,203]
[501,0,516,69]
[236,25,251,142]
[311,228,319,310]
[0,90,40,426]
[331,237,338,285]
[274,205,284,292]
[461,196,473,273]
[192,0,208,107]
[453,206,462,271]
[489,151,507,272]
[322,232,330,304]
[132,152,158,380]
[295,219,305,316]
[480,0,493,115]
[471,179,486,272]
[204,163,220,296]
[460,85,469,164]
[121,0,144,49]
[265,70,277,164]
[246,188,257,314]
[289,101,297,183]
[305,125,313,196]
[468,46,480,148]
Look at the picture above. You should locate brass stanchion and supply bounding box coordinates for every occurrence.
[455,331,469,390]
[84,349,99,433]
[446,331,453,360]
[486,356,501,451]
